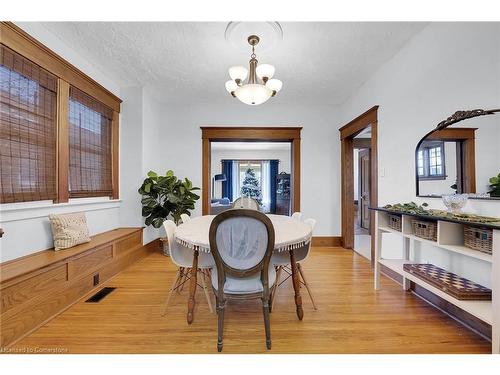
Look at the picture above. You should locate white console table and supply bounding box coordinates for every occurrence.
[373,208,499,354]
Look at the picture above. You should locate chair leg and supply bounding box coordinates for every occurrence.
[298,263,318,310]
[161,269,181,316]
[177,267,185,293]
[262,295,272,350]
[200,269,214,313]
[216,296,225,352]
[270,266,282,312]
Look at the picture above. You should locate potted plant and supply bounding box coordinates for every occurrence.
[138,170,200,254]
[488,173,500,197]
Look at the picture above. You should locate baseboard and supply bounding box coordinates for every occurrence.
[379,264,491,341]
[311,236,342,247]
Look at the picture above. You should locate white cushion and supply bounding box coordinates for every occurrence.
[49,212,90,251]
[211,266,276,294]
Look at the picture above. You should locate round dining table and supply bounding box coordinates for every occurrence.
[175,214,313,323]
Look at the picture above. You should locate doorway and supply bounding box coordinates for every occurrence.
[209,142,292,215]
[339,106,378,266]
[353,129,372,260]
[201,127,302,215]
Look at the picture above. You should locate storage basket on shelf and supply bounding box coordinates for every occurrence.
[388,214,402,232]
[411,219,437,241]
[464,225,493,254]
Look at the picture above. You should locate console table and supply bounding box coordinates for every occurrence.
[372,207,499,354]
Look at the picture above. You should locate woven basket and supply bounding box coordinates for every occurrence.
[411,219,437,242]
[464,226,493,254]
[388,214,402,232]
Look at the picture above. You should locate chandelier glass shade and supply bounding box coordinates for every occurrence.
[225,35,282,105]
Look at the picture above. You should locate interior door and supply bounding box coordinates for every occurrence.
[359,149,371,230]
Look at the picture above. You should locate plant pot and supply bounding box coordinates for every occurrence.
[159,237,170,256]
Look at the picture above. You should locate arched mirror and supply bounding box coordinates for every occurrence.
[415,109,500,200]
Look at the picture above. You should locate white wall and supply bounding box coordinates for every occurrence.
[0,23,128,262]
[337,22,500,285]
[145,102,340,238]
[210,148,291,198]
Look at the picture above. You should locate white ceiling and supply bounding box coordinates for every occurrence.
[211,142,291,151]
[38,22,427,105]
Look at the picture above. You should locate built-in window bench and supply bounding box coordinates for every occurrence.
[372,207,500,354]
[0,227,152,347]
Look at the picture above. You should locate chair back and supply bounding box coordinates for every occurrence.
[209,209,275,290]
[163,219,177,250]
[180,213,191,223]
[232,196,259,210]
[295,218,316,262]
[291,212,302,220]
[163,219,214,268]
[304,218,317,231]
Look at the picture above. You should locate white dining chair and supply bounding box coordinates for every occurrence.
[291,212,302,220]
[209,209,276,352]
[161,220,215,316]
[232,196,259,210]
[180,213,191,223]
[270,218,317,311]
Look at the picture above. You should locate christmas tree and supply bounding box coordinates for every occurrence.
[240,168,262,205]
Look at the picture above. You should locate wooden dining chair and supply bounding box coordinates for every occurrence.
[161,220,214,316]
[291,212,302,220]
[270,218,317,311]
[209,209,276,352]
[180,213,191,223]
[232,196,260,210]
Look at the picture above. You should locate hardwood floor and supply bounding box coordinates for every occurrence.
[12,247,490,353]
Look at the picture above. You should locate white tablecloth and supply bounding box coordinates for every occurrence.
[175,214,312,253]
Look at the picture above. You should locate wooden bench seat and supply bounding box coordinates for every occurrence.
[0,227,153,347]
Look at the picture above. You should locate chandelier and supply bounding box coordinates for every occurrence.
[225,35,282,105]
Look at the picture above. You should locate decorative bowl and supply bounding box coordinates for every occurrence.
[442,194,468,214]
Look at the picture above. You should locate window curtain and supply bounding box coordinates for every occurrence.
[261,161,271,213]
[269,160,279,213]
[221,160,233,201]
[231,161,240,201]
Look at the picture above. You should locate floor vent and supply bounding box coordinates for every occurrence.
[85,287,116,303]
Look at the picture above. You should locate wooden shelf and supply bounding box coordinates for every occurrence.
[437,243,492,263]
[379,226,403,235]
[378,222,492,263]
[378,258,492,324]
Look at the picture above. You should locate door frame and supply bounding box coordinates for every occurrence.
[339,106,378,266]
[201,127,302,215]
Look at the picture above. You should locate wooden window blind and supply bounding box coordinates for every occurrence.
[0,44,58,203]
[68,86,113,198]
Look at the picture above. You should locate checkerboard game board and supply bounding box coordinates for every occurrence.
[403,263,491,300]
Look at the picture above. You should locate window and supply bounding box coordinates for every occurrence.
[0,22,121,204]
[69,87,113,198]
[0,45,58,203]
[417,141,446,179]
[239,161,262,189]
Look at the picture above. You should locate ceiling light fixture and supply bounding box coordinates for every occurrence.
[225,35,282,105]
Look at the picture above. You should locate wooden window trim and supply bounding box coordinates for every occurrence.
[418,141,447,180]
[1,22,121,203]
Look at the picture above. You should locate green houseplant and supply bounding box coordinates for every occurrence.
[138,170,200,227]
[489,173,500,197]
